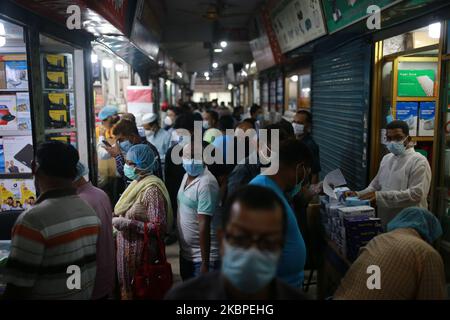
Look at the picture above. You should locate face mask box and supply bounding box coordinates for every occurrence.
[396,102,418,136]
[337,206,375,220]
[418,102,435,137]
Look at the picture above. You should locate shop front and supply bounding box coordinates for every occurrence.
[0,1,97,209]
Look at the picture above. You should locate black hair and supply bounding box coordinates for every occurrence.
[386,120,409,136]
[206,110,219,123]
[250,104,262,116]
[7,197,13,200]
[173,112,195,132]
[276,118,295,138]
[263,123,293,146]
[296,109,312,124]
[112,119,139,137]
[167,106,184,116]
[243,118,257,128]
[193,112,203,122]
[218,115,235,131]
[279,139,312,168]
[36,141,79,180]
[223,185,287,234]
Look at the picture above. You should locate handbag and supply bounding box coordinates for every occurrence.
[132,222,173,299]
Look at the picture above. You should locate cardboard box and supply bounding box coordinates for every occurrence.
[396,102,418,136]
[5,61,28,89]
[418,102,435,137]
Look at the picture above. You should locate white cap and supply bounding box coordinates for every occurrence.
[142,113,158,125]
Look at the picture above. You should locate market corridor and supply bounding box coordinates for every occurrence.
[0,0,450,303]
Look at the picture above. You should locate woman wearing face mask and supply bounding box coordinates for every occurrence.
[177,142,221,281]
[142,113,171,167]
[113,144,173,300]
[249,139,312,289]
[345,120,432,229]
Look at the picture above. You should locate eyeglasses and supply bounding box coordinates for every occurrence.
[225,232,283,251]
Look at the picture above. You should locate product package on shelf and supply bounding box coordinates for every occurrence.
[45,92,70,128]
[418,102,435,137]
[2,136,33,173]
[396,102,418,136]
[44,54,67,72]
[16,92,31,131]
[0,62,6,89]
[0,139,4,173]
[0,179,36,211]
[5,60,28,89]
[45,71,68,90]
[0,95,17,130]
[344,216,383,261]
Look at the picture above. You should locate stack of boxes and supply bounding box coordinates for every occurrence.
[320,195,383,262]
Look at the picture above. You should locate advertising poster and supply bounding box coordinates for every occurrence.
[44,54,66,71]
[0,179,36,211]
[126,86,153,125]
[16,92,31,131]
[249,15,277,71]
[398,70,435,97]
[3,136,33,173]
[271,0,327,53]
[396,102,418,136]
[5,61,28,89]
[418,102,435,136]
[0,95,17,130]
[321,0,403,34]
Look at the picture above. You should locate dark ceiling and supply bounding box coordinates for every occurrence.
[161,0,264,74]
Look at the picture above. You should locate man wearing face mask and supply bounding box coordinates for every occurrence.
[292,110,321,184]
[249,139,312,289]
[166,185,308,300]
[142,113,171,167]
[163,107,181,135]
[346,120,432,229]
[177,142,221,280]
[103,119,163,183]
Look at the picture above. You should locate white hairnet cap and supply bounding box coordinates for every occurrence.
[142,113,158,125]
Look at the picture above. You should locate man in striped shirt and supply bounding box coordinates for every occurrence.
[3,142,100,300]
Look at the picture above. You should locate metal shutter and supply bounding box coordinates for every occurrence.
[311,39,372,190]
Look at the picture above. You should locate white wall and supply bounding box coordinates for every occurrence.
[193,92,232,104]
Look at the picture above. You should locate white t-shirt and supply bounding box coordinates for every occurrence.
[177,167,221,263]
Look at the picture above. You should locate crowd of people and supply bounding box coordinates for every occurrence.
[0,98,448,300]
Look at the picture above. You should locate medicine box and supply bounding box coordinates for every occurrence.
[338,206,375,219]
[418,102,435,137]
[396,102,418,136]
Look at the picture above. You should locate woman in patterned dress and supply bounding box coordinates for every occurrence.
[113,144,173,300]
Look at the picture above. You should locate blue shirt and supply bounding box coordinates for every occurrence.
[250,175,306,288]
[146,128,171,164]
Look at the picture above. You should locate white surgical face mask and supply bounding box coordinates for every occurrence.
[164,116,173,127]
[292,123,304,136]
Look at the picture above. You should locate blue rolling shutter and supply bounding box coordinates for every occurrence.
[311,39,372,190]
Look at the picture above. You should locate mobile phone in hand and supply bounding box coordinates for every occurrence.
[102,140,112,148]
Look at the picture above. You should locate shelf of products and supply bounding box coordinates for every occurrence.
[0,18,37,212]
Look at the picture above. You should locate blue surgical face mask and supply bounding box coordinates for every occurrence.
[221,241,280,294]
[289,164,306,198]
[386,137,408,156]
[124,164,139,180]
[182,159,205,177]
[119,140,133,153]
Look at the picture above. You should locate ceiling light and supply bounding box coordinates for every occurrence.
[0,22,5,36]
[250,61,256,68]
[102,59,113,68]
[245,64,250,69]
[228,84,233,90]
[166,80,171,86]
[177,71,183,78]
[91,53,98,64]
[220,41,227,48]
[115,63,124,72]
[212,62,218,69]
[214,48,223,53]
[429,22,441,39]
[204,71,210,77]
[290,75,299,82]
[0,36,5,47]
[206,77,210,81]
